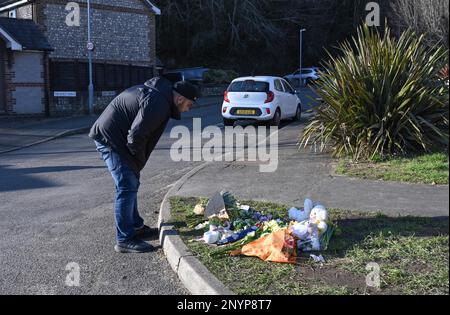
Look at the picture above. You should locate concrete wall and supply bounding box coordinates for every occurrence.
[51,91,116,116]
[13,87,44,114]
[11,52,43,83]
[17,4,33,19]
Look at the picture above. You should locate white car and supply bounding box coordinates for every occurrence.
[222,76,302,126]
[284,68,320,85]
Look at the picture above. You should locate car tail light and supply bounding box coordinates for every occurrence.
[265,91,274,103]
[266,108,271,115]
[223,107,228,114]
[224,91,230,103]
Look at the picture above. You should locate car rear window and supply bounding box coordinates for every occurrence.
[184,69,208,80]
[228,80,269,92]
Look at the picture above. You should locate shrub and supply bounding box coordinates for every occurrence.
[439,65,449,85]
[301,25,449,160]
[203,69,238,84]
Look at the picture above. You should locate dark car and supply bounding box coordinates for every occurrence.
[163,67,210,84]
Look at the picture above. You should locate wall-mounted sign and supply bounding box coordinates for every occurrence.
[87,42,95,51]
[102,91,116,97]
[54,91,77,97]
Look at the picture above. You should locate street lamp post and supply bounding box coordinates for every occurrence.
[87,0,94,115]
[299,28,306,88]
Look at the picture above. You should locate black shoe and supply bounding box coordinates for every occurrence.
[114,239,155,253]
[134,225,159,238]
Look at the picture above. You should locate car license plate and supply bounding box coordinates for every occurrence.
[236,109,256,115]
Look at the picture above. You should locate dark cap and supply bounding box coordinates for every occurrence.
[173,81,200,102]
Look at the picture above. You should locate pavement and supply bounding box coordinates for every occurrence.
[0,96,223,154]
[174,120,449,217]
[0,97,223,295]
[0,116,98,154]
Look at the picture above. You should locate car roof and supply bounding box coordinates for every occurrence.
[232,76,285,82]
[292,68,315,71]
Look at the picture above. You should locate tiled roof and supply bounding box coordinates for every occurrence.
[0,17,52,51]
[0,1,23,8]
[0,0,161,14]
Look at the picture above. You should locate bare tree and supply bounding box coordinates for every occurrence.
[391,0,449,48]
[154,0,371,74]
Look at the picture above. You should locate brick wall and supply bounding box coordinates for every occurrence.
[76,0,148,10]
[2,49,13,113]
[31,0,158,116]
[148,12,156,75]
[201,84,228,97]
[35,0,155,66]
[1,50,46,115]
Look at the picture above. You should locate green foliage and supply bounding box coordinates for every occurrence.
[337,153,449,185]
[301,25,449,160]
[203,69,239,84]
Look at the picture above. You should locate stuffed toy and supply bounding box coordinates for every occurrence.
[290,200,329,251]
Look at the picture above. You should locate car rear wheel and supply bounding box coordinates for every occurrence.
[293,104,302,121]
[269,109,281,126]
[223,118,235,127]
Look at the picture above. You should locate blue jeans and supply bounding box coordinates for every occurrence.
[95,141,144,242]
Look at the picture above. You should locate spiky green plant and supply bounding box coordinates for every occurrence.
[301,25,449,160]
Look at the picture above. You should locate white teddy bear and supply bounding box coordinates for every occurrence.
[288,199,314,222]
[290,200,329,251]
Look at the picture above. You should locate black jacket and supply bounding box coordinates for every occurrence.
[89,77,181,175]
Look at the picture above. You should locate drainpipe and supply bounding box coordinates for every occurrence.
[43,51,50,117]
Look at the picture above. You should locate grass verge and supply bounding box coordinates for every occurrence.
[336,153,449,185]
[169,196,449,295]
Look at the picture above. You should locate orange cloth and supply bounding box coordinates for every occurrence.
[231,229,297,264]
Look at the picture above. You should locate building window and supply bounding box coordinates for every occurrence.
[8,10,16,18]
